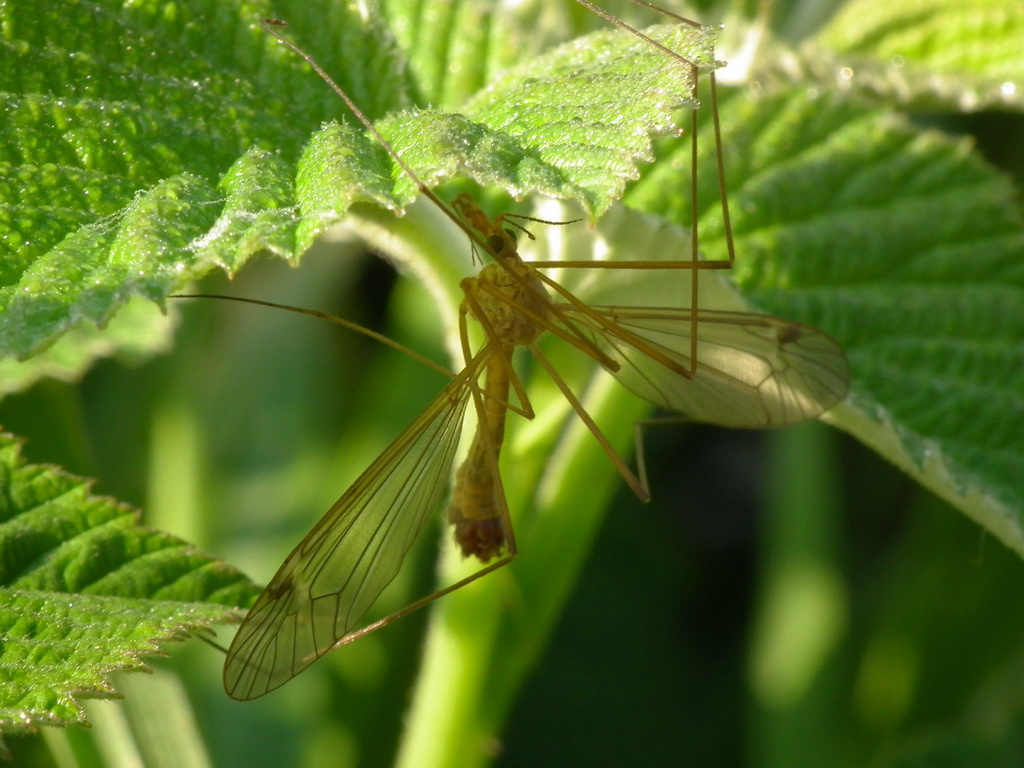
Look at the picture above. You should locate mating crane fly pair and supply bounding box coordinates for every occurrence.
[195,10,849,701]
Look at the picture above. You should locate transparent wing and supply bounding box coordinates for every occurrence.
[223,376,472,700]
[563,306,849,427]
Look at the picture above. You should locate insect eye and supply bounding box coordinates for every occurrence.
[487,235,506,254]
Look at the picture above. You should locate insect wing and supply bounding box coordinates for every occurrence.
[568,307,849,427]
[224,377,472,700]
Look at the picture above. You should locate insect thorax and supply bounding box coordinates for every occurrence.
[469,260,551,347]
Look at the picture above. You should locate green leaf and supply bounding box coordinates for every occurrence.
[1,173,219,361]
[461,22,717,212]
[378,0,625,107]
[629,82,1024,554]
[3,0,1024,764]
[0,591,217,753]
[1,0,403,365]
[0,431,259,748]
[0,0,715,379]
[814,0,1024,110]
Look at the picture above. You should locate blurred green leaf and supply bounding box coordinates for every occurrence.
[0,297,175,397]
[815,0,1024,110]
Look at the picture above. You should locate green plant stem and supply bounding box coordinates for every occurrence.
[396,371,651,767]
[748,422,848,768]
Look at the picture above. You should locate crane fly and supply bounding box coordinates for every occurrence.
[210,14,850,701]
